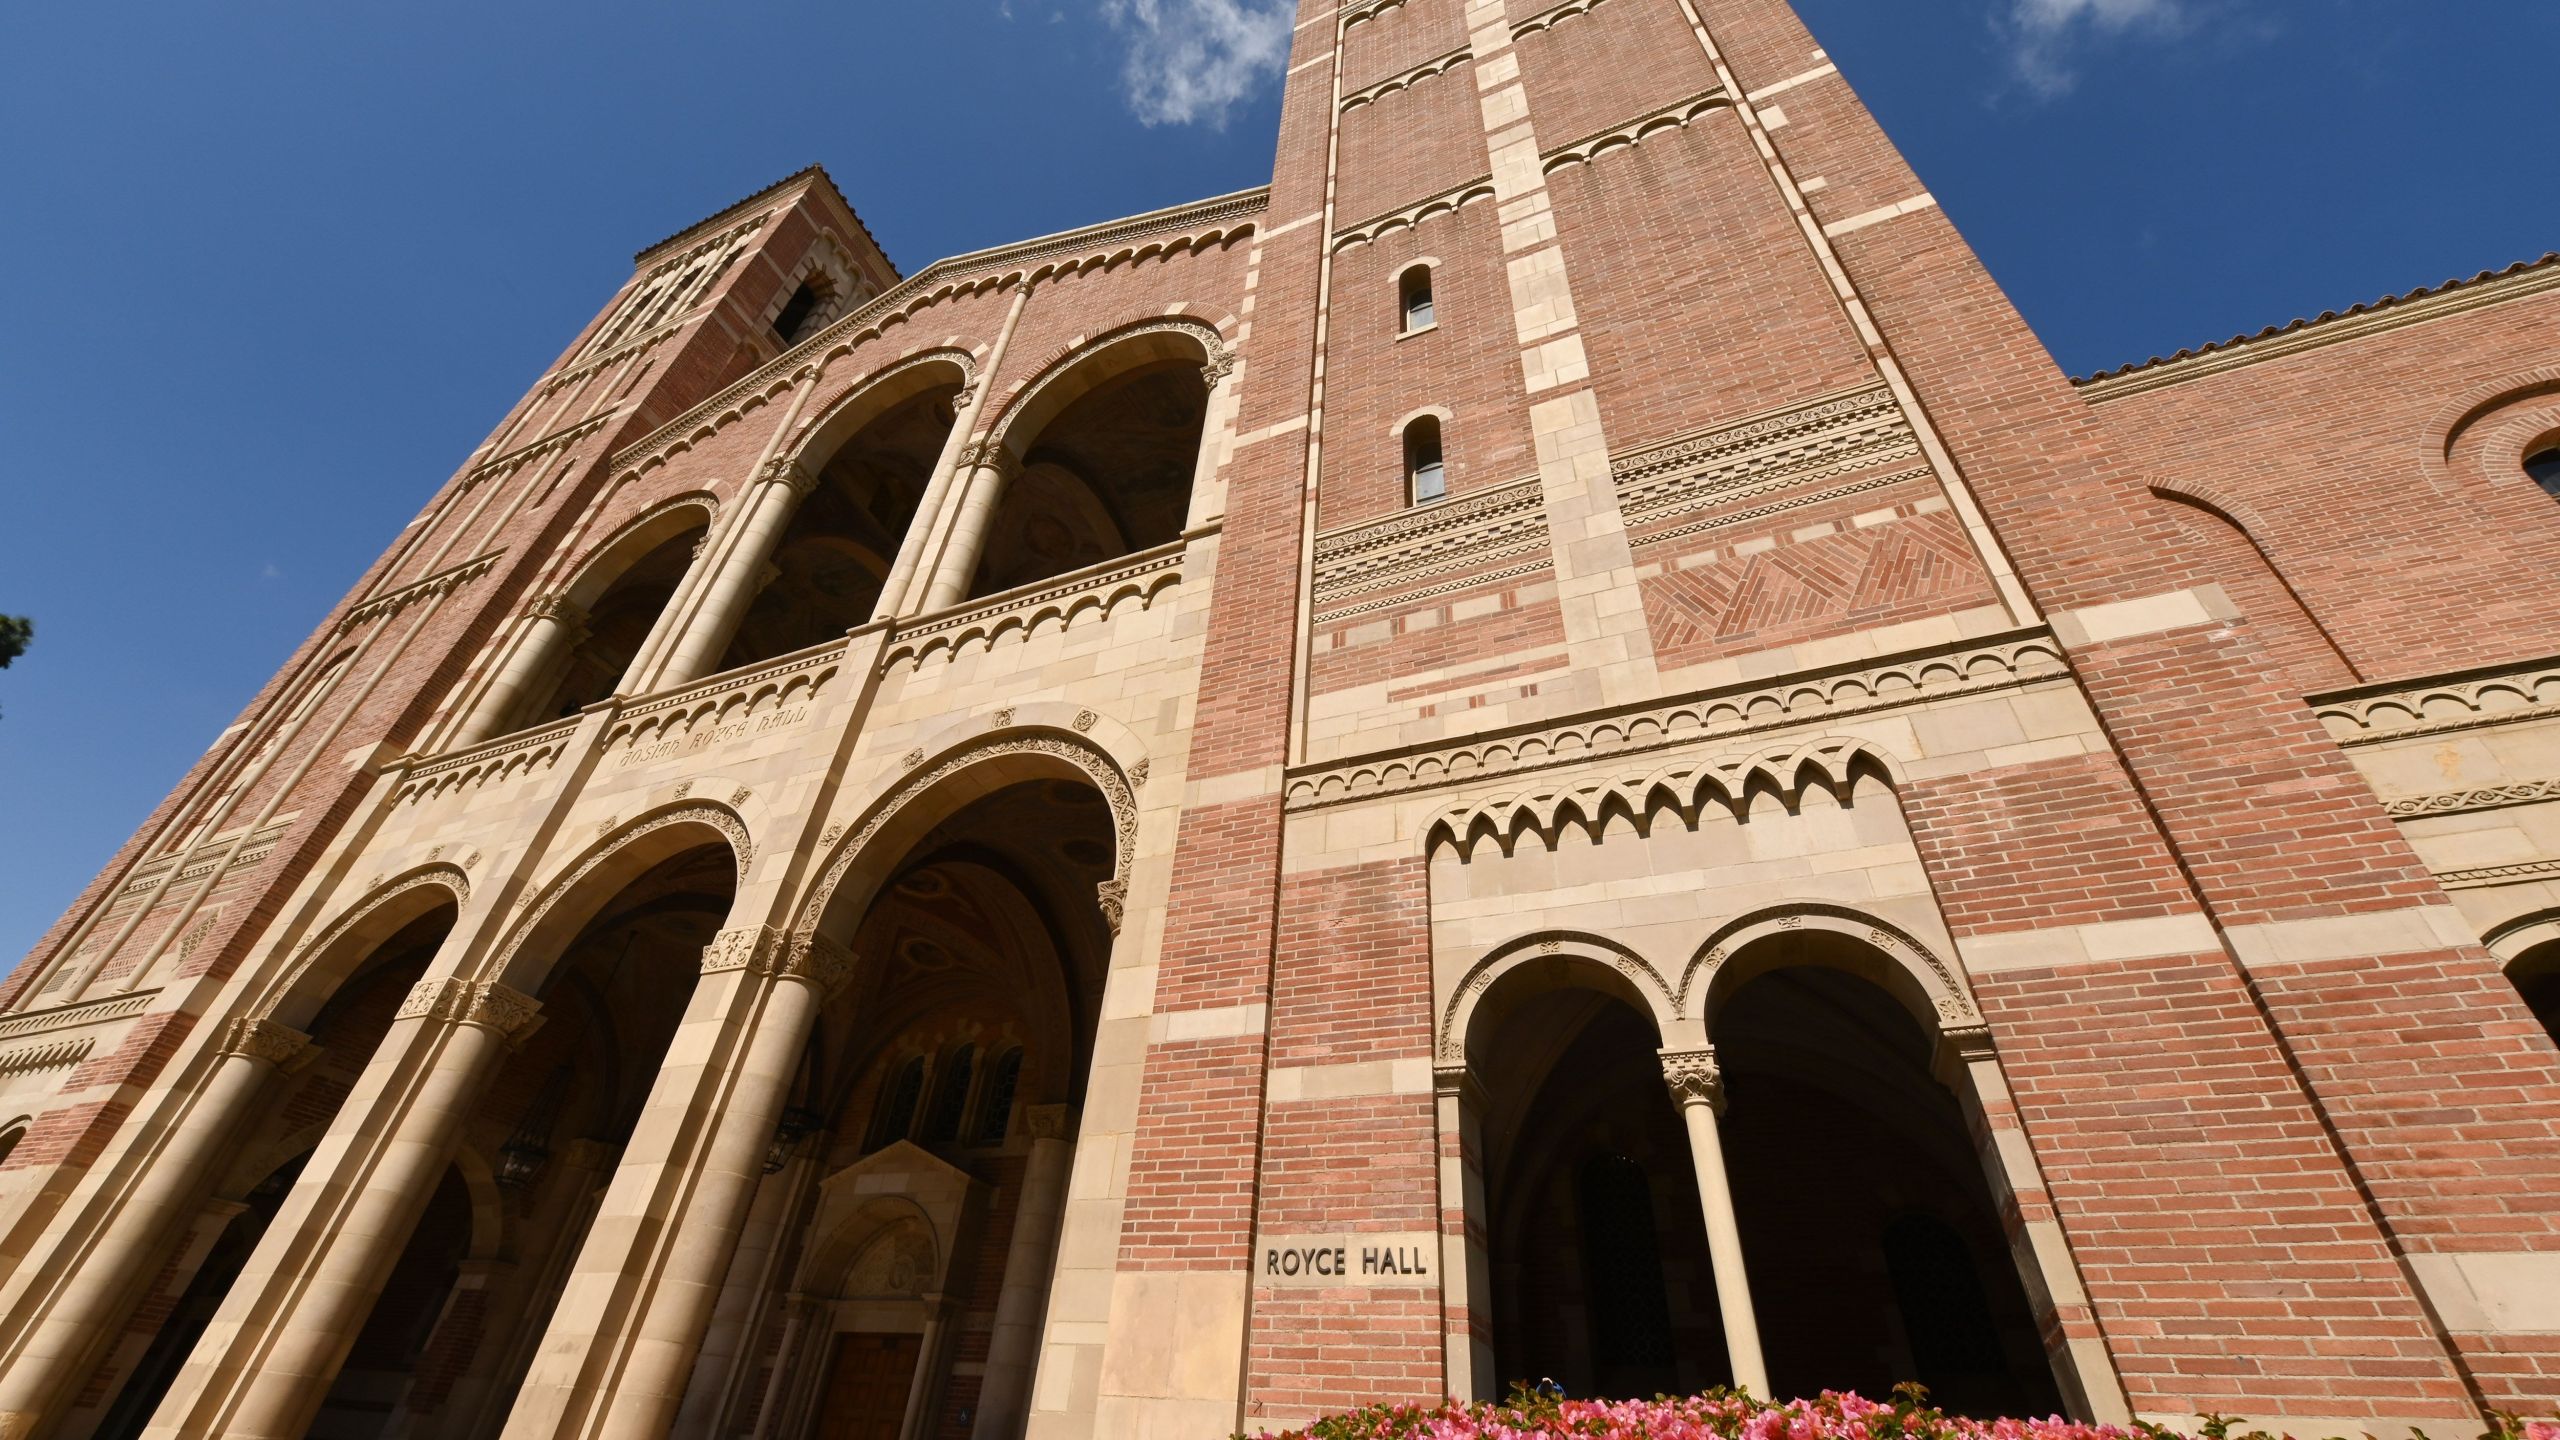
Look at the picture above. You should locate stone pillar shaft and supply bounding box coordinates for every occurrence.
[1661,1047,1768,1396]
[146,983,537,1440]
[970,1116,1073,1439]
[0,1022,307,1440]
[459,598,586,745]
[654,465,813,689]
[871,384,982,623]
[500,928,842,1440]
[916,450,1015,614]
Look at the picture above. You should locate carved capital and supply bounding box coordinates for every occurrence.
[780,932,856,996]
[1200,351,1236,387]
[760,456,820,498]
[522,592,587,628]
[1432,1061,1472,1098]
[219,1016,312,1070]
[396,977,544,1046]
[957,439,1016,476]
[701,924,783,976]
[1657,1046,1724,1112]
[1094,878,1128,937]
[948,382,978,413]
[1025,1103,1072,1140]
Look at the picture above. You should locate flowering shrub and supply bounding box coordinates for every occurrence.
[1240,1383,2560,1440]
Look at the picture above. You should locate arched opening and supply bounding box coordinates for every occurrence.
[0,1122,23,1167]
[1711,945,2061,1416]
[2510,939,2560,1045]
[719,379,963,672]
[739,772,1119,1440]
[89,901,457,1440]
[1469,967,1724,1399]
[537,525,704,722]
[1399,264,1436,333]
[312,1164,474,1433]
[2526,446,2560,499]
[972,358,1207,597]
[1405,416,1447,505]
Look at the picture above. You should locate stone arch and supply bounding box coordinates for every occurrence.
[1438,930,1680,1064]
[2147,480,2358,688]
[800,1191,944,1300]
[2431,368,2560,469]
[559,494,719,611]
[782,348,975,473]
[1681,904,1983,1041]
[258,864,471,1031]
[2485,906,2560,963]
[792,728,1137,950]
[982,316,1230,463]
[486,802,753,994]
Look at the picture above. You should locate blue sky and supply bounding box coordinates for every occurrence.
[3,0,2554,960]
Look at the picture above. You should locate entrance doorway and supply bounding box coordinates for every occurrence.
[816,1332,923,1440]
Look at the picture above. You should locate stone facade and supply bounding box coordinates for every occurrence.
[4,0,2560,1437]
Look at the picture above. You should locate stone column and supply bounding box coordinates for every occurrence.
[970,1105,1073,1440]
[653,458,819,688]
[0,1019,310,1440]
[1660,1046,1768,1396]
[916,443,1018,613]
[1432,1062,1496,1402]
[142,980,540,1440]
[900,1295,956,1440]
[746,1294,826,1440]
[457,593,588,745]
[500,928,851,1440]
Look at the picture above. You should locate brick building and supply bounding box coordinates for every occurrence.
[2,0,2557,1435]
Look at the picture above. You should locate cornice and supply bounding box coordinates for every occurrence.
[1333,176,1496,251]
[342,551,503,632]
[1341,47,1472,112]
[608,188,1267,478]
[2382,778,2560,820]
[462,412,617,486]
[2436,856,2560,891]
[2078,253,2560,403]
[1285,627,2069,809]
[2309,653,2560,747]
[0,988,159,1042]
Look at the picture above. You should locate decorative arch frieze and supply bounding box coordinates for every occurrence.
[487,803,753,982]
[1424,737,1900,859]
[1540,90,1731,174]
[792,729,1138,944]
[260,864,472,1022]
[1436,930,1678,1063]
[561,492,719,605]
[1680,903,1983,1038]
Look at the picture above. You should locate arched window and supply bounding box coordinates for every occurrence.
[0,1124,22,1168]
[1399,265,1436,333]
[2527,447,2560,499]
[864,1056,928,1152]
[2513,940,2560,1046]
[1406,416,1447,505]
[922,1045,977,1144]
[974,1047,1025,1144]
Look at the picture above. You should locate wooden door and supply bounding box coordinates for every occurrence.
[814,1331,922,1440]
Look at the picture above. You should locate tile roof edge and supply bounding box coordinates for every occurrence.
[2074,252,2560,400]
[631,165,899,280]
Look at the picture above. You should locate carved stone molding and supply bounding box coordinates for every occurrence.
[342,552,503,632]
[397,978,543,1044]
[956,438,1013,473]
[1539,90,1730,174]
[1611,383,1920,541]
[271,866,472,1011]
[1339,45,1472,112]
[0,1038,94,1079]
[1424,738,1896,859]
[1025,1103,1072,1141]
[784,933,857,995]
[2382,778,2560,819]
[1094,878,1129,937]
[1333,176,1497,252]
[1312,475,1550,622]
[882,540,1185,673]
[2436,856,2560,891]
[760,456,820,498]
[1288,629,2065,811]
[2312,656,2560,746]
[1658,1047,1724,1111]
[219,1017,313,1070]
[399,716,580,805]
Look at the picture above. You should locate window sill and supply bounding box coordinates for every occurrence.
[1396,322,1438,342]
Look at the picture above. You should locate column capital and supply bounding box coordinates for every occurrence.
[701,924,784,976]
[780,932,856,995]
[1200,350,1236,388]
[396,977,544,1046]
[219,1016,314,1070]
[522,592,588,628]
[1024,1103,1073,1141]
[1658,1046,1725,1112]
[759,456,821,498]
[956,437,1017,476]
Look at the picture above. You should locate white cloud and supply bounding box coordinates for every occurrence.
[1100,0,1292,128]
[2001,0,2188,97]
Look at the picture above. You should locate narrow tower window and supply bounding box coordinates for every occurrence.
[974,1047,1026,1144]
[864,1056,928,1152]
[1406,416,1447,505]
[1399,264,1435,332]
[922,1045,977,1143]
[2527,447,2560,499]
